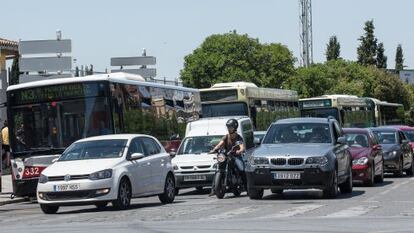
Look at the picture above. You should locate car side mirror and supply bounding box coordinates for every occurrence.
[130,153,145,160]
[169,149,176,158]
[402,139,409,145]
[337,136,347,144]
[254,138,261,146]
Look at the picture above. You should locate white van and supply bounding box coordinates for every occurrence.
[172,116,254,194]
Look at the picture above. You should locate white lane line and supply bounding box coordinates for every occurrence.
[205,206,259,220]
[260,204,324,218]
[324,205,379,218]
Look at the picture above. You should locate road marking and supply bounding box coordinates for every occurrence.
[259,204,324,218]
[324,205,379,218]
[205,206,259,220]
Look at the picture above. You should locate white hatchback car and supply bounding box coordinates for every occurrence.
[37,134,176,214]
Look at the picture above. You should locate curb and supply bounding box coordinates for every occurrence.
[0,194,27,206]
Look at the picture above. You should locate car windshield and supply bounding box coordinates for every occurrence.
[59,139,127,161]
[263,123,331,144]
[373,131,397,144]
[403,130,414,142]
[345,133,369,148]
[178,136,222,155]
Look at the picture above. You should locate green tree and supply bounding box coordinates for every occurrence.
[10,57,20,85]
[376,42,387,68]
[325,36,341,61]
[180,31,295,88]
[395,44,404,71]
[357,20,378,66]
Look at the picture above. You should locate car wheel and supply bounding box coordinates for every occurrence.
[95,202,108,210]
[159,174,176,204]
[270,188,283,194]
[405,159,414,176]
[375,160,384,183]
[40,204,59,214]
[365,162,375,187]
[112,178,131,210]
[395,158,404,177]
[339,165,353,193]
[323,169,338,198]
[248,187,264,200]
[214,172,226,199]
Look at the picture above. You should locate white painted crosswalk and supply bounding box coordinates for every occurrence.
[324,205,379,218]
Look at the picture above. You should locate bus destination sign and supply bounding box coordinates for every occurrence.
[301,99,332,108]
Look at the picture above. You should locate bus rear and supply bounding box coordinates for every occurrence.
[200,87,249,118]
[7,81,112,197]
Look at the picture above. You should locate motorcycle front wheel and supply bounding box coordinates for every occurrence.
[214,172,226,199]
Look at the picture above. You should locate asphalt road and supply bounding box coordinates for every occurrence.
[1,175,414,233]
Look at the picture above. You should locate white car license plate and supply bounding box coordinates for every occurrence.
[53,184,80,192]
[273,172,301,180]
[183,175,207,181]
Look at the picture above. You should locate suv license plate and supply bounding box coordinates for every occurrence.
[53,184,80,192]
[183,175,207,181]
[273,172,301,180]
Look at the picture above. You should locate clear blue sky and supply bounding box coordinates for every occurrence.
[3,0,414,79]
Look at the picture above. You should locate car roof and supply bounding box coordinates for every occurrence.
[343,128,370,134]
[371,127,398,132]
[76,134,150,142]
[275,117,332,124]
[196,116,250,122]
[385,125,414,131]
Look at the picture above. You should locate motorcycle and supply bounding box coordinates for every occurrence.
[212,142,245,199]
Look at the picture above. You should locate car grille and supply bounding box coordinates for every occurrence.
[288,158,304,166]
[197,165,211,169]
[43,190,95,201]
[48,174,90,181]
[271,158,287,166]
[180,166,194,169]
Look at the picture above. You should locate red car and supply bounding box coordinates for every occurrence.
[388,125,414,149]
[343,128,384,186]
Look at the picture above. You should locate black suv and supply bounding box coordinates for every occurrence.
[246,117,353,199]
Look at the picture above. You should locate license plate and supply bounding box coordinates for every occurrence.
[183,175,207,181]
[53,184,80,192]
[273,172,301,180]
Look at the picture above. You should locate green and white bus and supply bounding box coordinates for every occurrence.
[300,95,404,127]
[200,82,299,130]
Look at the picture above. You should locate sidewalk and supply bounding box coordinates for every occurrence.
[0,174,26,206]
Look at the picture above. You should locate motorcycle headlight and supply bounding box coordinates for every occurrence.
[89,169,112,180]
[249,156,269,165]
[352,157,369,165]
[38,174,48,184]
[217,154,226,163]
[306,156,328,165]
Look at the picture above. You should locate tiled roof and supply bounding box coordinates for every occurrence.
[0,38,18,50]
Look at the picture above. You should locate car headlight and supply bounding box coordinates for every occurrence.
[217,154,226,163]
[387,151,397,157]
[306,156,328,165]
[89,169,112,180]
[38,174,48,184]
[353,157,369,165]
[249,156,269,165]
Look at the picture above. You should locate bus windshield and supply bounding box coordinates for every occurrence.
[301,108,340,121]
[9,82,112,156]
[202,102,248,118]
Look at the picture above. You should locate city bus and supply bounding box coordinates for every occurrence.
[200,82,299,130]
[7,72,201,197]
[300,95,404,127]
[364,98,404,126]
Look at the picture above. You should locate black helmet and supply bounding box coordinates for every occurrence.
[226,119,238,130]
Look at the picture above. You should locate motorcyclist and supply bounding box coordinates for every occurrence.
[209,119,246,196]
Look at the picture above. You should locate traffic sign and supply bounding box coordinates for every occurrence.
[19,39,71,54]
[111,56,156,66]
[111,68,156,78]
[19,74,73,83]
[20,56,72,72]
